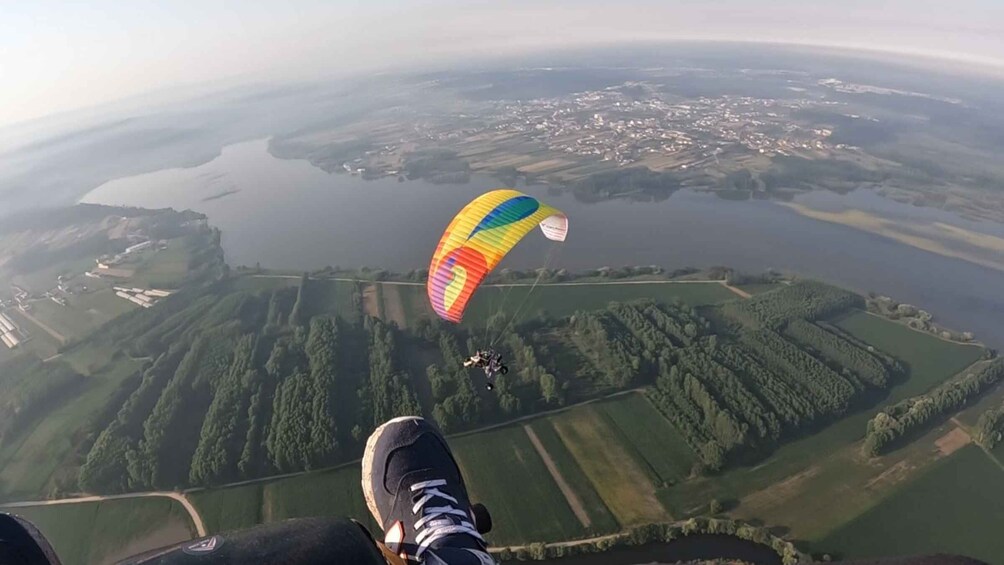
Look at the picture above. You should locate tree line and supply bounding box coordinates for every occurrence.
[494,517,802,565]
[863,358,1004,456]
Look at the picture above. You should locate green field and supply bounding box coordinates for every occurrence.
[27,288,137,342]
[238,278,737,329]
[459,282,737,328]
[190,464,378,536]
[10,257,96,294]
[0,351,140,498]
[232,276,361,321]
[833,310,984,397]
[549,405,669,525]
[188,484,263,535]
[453,426,586,545]
[127,240,195,289]
[0,497,195,565]
[816,445,1004,564]
[526,419,619,535]
[262,465,377,533]
[597,393,697,487]
[6,309,63,359]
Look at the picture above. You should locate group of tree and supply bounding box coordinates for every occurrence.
[863,358,1004,456]
[59,265,983,496]
[572,167,682,202]
[722,280,863,329]
[640,292,891,470]
[975,402,1004,450]
[783,319,892,388]
[494,517,802,565]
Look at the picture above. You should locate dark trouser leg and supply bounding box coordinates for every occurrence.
[119,518,387,565]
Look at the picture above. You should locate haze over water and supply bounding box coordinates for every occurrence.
[82,139,1004,348]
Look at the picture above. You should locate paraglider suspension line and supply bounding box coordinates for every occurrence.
[490,243,560,347]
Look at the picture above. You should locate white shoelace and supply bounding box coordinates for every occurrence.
[410,479,485,560]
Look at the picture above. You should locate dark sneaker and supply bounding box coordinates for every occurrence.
[362,416,494,565]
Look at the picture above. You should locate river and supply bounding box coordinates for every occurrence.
[81,139,1004,348]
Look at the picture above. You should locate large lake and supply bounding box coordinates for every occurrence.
[82,139,1004,348]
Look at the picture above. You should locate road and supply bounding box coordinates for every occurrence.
[2,491,207,537]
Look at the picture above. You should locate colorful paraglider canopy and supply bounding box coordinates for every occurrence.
[427,189,568,323]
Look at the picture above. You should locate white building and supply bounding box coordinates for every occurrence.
[125,240,152,254]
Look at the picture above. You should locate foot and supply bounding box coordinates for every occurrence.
[362,416,494,565]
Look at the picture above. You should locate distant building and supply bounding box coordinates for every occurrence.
[124,240,152,254]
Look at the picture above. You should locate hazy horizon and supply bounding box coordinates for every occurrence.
[3,0,1004,127]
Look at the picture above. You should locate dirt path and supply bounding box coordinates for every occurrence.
[9,308,66,344]
[952,416,1004,473]
[361,284,380,318]
[2,492,207,537]
[381,283,407,328]
[523,424,591,528]
[935,426,971,456]
[722,283,752,299]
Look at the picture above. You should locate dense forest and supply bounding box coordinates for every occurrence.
[4,266,991,494]
[646,283,897,470]
[66,278,917,491]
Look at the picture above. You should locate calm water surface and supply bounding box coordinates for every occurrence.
[82,139,1004,348]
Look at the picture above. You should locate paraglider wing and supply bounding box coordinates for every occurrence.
[428,189,568,323]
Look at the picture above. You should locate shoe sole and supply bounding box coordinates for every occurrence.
[361,415,424,527]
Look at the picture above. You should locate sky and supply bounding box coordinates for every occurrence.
[3,0,1004,127]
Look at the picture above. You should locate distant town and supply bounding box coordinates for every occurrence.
[320,80,860,183]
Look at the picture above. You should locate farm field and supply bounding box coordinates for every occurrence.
[232,276,361,321]
[659,309,986,516]
[27,288,137,342]
[832,310,984,397]
[815,445,1004,565]
[126,239,196,289]
[452,426,586,545]
[731,415,968,542]
[189,464,377,536]
[525,418,619,535]
[549,404,669,526]
[188,484,264,535]
[0,497,195,565]
[459,281,737,328]
[0,354,141,499]
[596,393,697,487]
[240,277,737,330]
